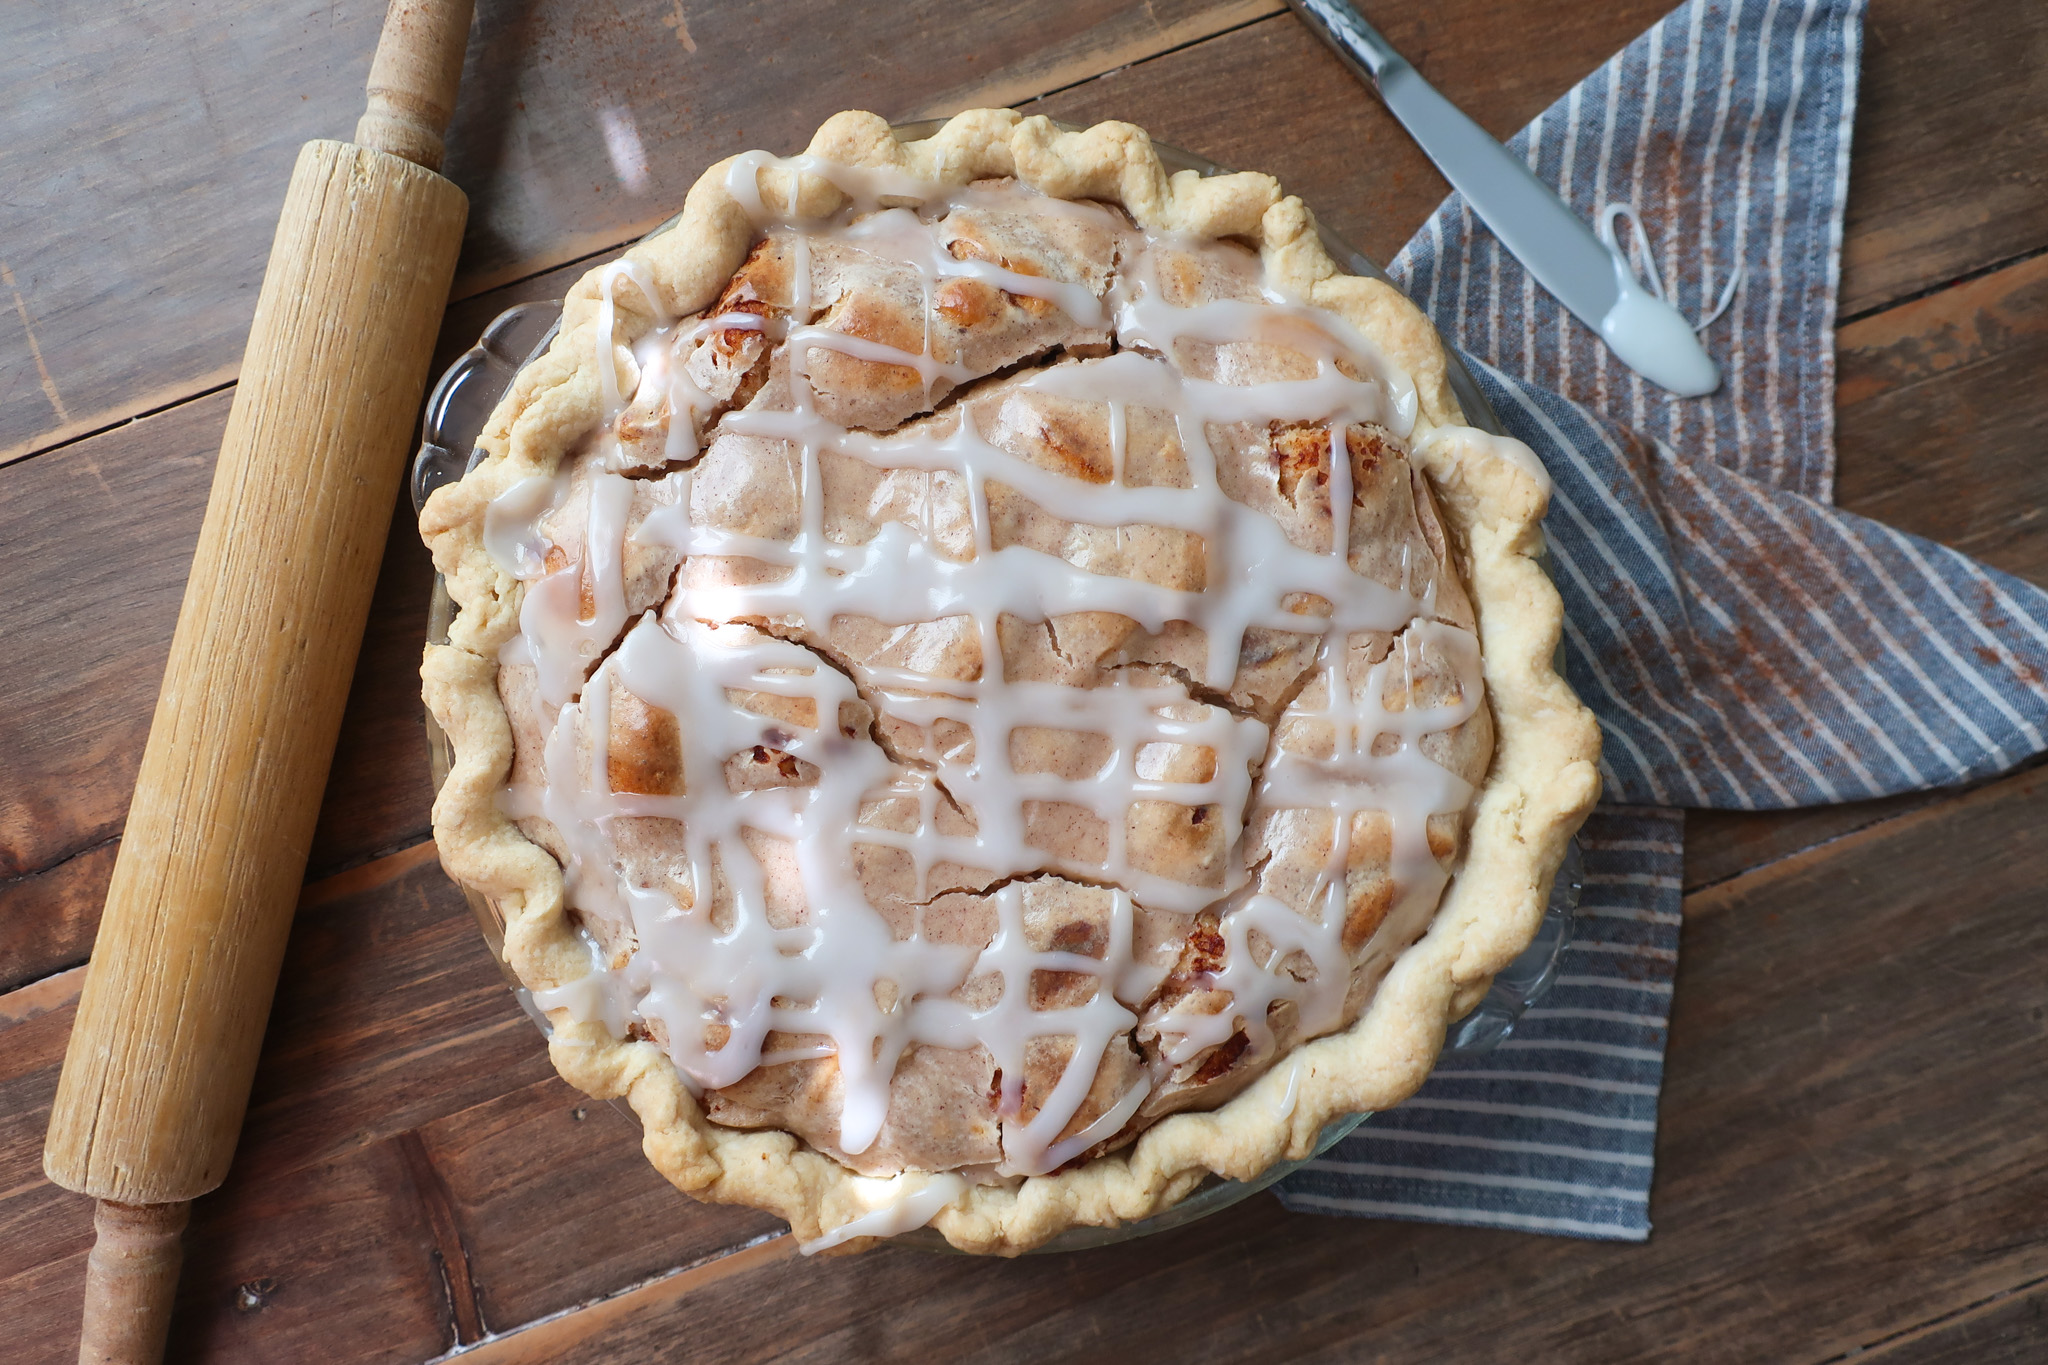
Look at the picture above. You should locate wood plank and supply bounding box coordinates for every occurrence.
[165,1135,454,1365]
[0,394,211,876]
[449,1236,801,1365]
[1033,3,1674,275]
[0,963,452,1365]
[1644,766,2048,1359]
[0,841,117,996]
[1835,250,2048,585]
[1683,759,2048,892]
[898,3,1282,123]
[403,763,2048,1364]
[413,1077,783,1331]
[232,846,555,1179]
[0,396,440,990]
[1858,1281,2048,1364]
[0,990,97,1311]
[1684,794,1931,891]
[1838,0,2048,318]
[0,0,1273,466]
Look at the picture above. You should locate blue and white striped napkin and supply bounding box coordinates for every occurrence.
[1276,0,2048,1239]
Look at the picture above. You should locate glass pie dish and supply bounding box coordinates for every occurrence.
[412,125,1581,1252]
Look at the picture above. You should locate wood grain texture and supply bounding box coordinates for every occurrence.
[0,0,1271,465]
[1858,1281,2048,1364]
[1686,754,2048,893]
[0,841,118,999]
[4,846,547,1364]
[0,404,439,993]
[412,1077,782,1331]
[1684,791,1932,892]
[392,1129,485,1348]
[444,1237,800,1365]
[0,400,215,882]
[229,848,553,1182]
[80,1199,188,1365]
[0,989,98,1312]
[1839,0,2048,318]
[1,1018,101,1365]
[354,0,478,172]
[163,1135,452,1365]
[1836,250,2048,585]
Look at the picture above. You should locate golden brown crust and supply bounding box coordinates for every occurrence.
[419,109,1600,1254]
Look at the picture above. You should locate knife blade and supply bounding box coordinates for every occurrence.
[1287,0,1720,397]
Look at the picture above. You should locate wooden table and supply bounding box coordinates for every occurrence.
[5,2,2045,1360]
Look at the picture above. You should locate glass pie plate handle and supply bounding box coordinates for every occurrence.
[411,132,1583,1251]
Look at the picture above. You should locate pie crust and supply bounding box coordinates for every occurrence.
[418,108,1601,1254]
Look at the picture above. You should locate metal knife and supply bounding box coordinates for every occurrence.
[1286,0,1721,397]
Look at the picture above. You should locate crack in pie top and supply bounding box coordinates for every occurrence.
[419,109,1601,1255]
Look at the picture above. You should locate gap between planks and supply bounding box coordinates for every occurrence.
[1821,1271,2048,1364]
[1682,754,2048,895]
[0,369,238,471]
[1835,242,2048,329]
[907,2,1285,122]
[0,840,443,1017]
[1682,760,2048,923]
[397,1127,489,1348]
[425,1233,797,1365]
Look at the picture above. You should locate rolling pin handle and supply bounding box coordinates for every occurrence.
[354,0,477,171]
[78,1200,190,1365]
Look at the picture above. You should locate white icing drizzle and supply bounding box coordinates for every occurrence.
[1270,1060,1304,1122]
[531,928,641,1038]
[485,149,1487,1184]
[798,1173,969,1254]
[1153,621,1481,1064]
[595,259,668,420]
[483,475,558,577]
[504,469,634,706]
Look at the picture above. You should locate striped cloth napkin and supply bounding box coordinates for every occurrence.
[1275,0,2048,1240]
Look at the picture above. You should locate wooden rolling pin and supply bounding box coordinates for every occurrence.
[44,2,474,1360]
